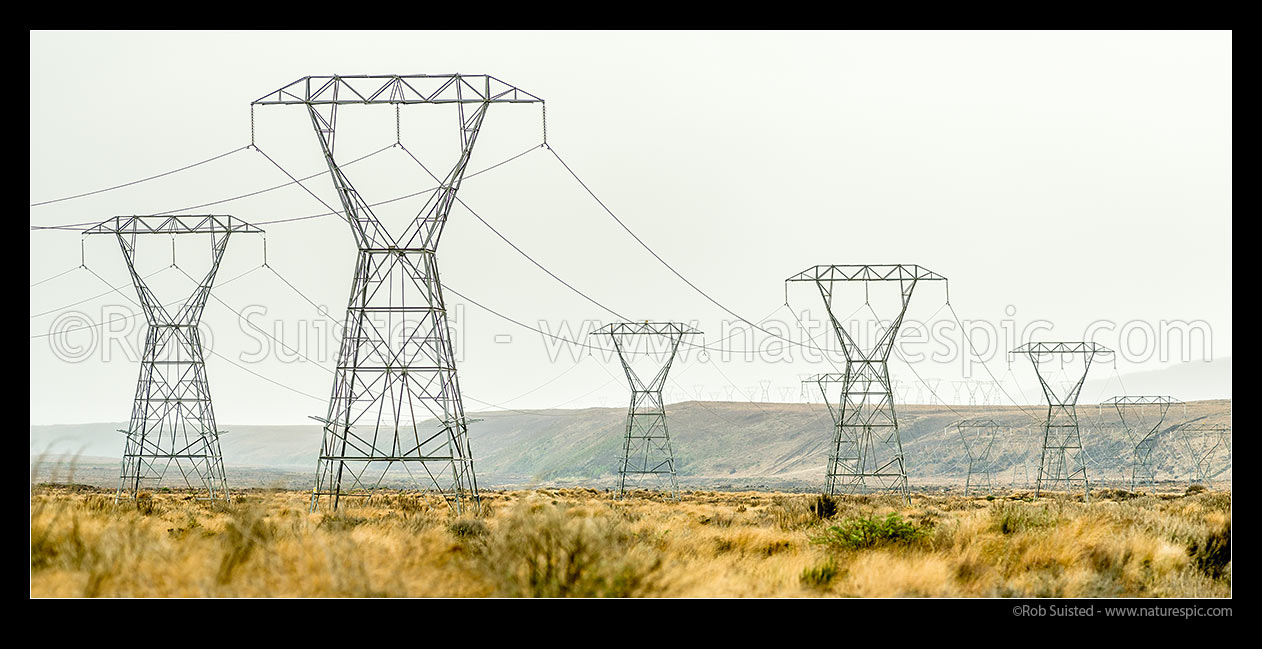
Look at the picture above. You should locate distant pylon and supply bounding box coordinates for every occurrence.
[592,321,701,499]
[1177,422,1231,487]
[83,215,262,503]
[1010,342,1113,501]
[955,419,1001,496]
[1102,395,1183,492]
[787,265,948,503]
[253,75,542,513]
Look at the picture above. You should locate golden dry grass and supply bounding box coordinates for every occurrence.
[29,486,1231,598]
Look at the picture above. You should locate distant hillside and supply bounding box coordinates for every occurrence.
[30,399,1231,491]
[1080,357,1231,402]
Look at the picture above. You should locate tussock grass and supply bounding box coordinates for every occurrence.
[29,486,1231,597]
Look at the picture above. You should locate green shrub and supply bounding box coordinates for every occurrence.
[812,513,931,550]
[1188,522,1231,579]
[800,559,838,588]
[808,494,839,520]
[991,502,1058,535]
[448,517,488,539]
[473,501,662,597]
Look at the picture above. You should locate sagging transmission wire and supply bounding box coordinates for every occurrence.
[30,266,81,288]
[32,119,1032,419]
[150,143,396,216]
[395,142,791,358]
[550,142,1051,418]
[30,266,168,319]
[30,264,264,339]
[547,144,833,356]
[258,259,586,418]
[27,142,540,232]
[30,146,250,208]
[944,302,1043,421]
[55,257,329,404]
[266,257,773,416]
[33,125,835,417]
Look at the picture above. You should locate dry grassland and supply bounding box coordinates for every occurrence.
[30,486,1231,598]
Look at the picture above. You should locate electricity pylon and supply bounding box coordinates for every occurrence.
[254,75,542,513]
[592,322,701,500]
[803,372,847,490]
[1102,395,1183,492]
[1010,342,1112,501]
[83,215,262,502]
[955,419,1001,496]
[787,265,948,503]
[1177,423,1231,488]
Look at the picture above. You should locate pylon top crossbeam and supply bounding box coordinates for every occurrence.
[1103,395,1183,406]
[591,322,702,338]
[1179,423,1230,433]
[785,264,946,284]
[83,215,263,236]
[803,373,847,384]
[1010,342,1114,356]
[955,418,1001,428]
[786,264,947,364]
[252,74,543,106]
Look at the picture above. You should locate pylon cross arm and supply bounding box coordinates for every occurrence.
[1010,342,1114,356]
[784,263,947,363]
[83,215,263,236]
[591,322,703,337]
[785,264,946,283]
[803,373,847,385]
[252,74,543,106]
[1103,395,1183,406]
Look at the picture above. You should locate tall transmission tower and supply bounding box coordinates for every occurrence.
[1102,395,1183,492]
[1010,342,1113,500]
[787,265,948,502]
[591,322,701,500]
[253,75,542,512]
[955,419,1001,496]
[1005,425,1036,490]
[1177,423,1231,487]
[83,215,262,503]
[803,372,847,490]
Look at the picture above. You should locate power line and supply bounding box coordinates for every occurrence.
[181,267,337,377]
[398,142,803,358]
[29,143,542,232]
[397,143,632,324]
[62,254,328,405]
[946,302,1041,422]
[30,266,169,319]
[29,265,263,339]
[203,344,328,404]
[252,146,351,227]
[151,143,395,216]
[30,221,108,232]
[29,266,80,288]
[30,146,249,207]
[548,144,821,354]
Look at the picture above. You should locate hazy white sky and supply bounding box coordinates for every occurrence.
[29,30,1232,424]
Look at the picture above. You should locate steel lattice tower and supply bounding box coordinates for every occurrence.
[802,372,847,493]
[592,322,701,500]
[254,75,542,512]
[1010,342,1112,500]
[1102,395,1183,492]
[787,265,948,503]
[1177,423,1231,487]
[955,419,1001,496]
[84,215,262,502]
